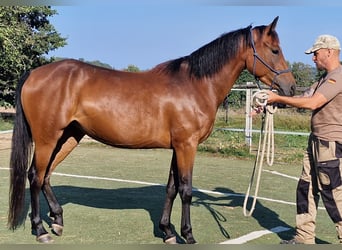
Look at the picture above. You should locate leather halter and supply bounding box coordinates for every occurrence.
[249,27,291,90]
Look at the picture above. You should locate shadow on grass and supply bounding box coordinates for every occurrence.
[21,185,329,244]
[193,187,329,244]
[192,187,294,242]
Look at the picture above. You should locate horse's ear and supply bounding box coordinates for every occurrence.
[267,16,279,34]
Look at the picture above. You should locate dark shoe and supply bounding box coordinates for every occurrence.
[280,238,303,244]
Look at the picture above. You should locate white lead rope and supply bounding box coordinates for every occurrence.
[243,90,277,217]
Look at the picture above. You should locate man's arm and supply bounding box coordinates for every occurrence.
[266,90,328,110]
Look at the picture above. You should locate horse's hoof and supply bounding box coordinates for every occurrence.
[186,238,197,244]
[36,233,54,243]
[186,237,197,244]
[164,236,177,244]
[51,223,63,236]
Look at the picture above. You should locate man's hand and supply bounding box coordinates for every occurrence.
[265,90,279,104]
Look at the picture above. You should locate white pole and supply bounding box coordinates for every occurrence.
[245,84,253,150]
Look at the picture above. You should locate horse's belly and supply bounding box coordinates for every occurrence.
[82,121,171,149]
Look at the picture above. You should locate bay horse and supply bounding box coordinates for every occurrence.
[8,16,295,244]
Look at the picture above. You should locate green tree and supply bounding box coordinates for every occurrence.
[124,64,140,72]
[84,59,112,69]
[290,62,316,88]
[0,6,66,107]
[227,69,256,108]
[235,69,255,85]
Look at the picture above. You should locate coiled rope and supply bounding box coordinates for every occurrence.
[243,90,277,216]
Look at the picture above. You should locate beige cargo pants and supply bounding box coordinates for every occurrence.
[294,134,342,244]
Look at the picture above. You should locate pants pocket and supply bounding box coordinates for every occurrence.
[317,140,336,162]
[336,142,342,158]
[317,159,342,190]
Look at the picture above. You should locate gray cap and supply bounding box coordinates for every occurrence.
[305,34,341,54]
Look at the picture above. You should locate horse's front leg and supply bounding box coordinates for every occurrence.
[176,146,196,244]
[179,174,195,244]
[159,151,179,244]
[160,144,197,244]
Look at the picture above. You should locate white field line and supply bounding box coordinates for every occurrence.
[53,172,165,187]
[262,169,299,181]
[51,172,300,206]
[220,226,291,244]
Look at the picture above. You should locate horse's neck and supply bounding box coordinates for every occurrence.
[208,60,246,108]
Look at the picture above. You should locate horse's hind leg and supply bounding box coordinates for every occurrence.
[42,176,63,237]
[42,127,85,238]
[29,126,84,243]
[28,146,57,243]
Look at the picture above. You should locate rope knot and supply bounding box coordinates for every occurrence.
[251,90,278,115]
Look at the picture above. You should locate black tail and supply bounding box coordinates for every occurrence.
[8,72,32,230]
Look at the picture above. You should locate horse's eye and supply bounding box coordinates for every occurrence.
[272,49,279,55]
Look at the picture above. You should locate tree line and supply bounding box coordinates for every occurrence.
[0,6,321,108]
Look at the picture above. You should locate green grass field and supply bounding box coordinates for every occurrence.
[0,139,340,244]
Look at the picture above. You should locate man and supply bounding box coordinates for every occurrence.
[267,34,342,244]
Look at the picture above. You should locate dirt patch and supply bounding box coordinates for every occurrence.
[0,107,15,113]
[0,132,12,150]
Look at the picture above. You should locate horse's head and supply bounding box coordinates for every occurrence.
[246,16,296,96]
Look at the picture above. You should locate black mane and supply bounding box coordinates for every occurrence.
[164,25,253,78]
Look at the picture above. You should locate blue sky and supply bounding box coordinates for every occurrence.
[48,2,342,70]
